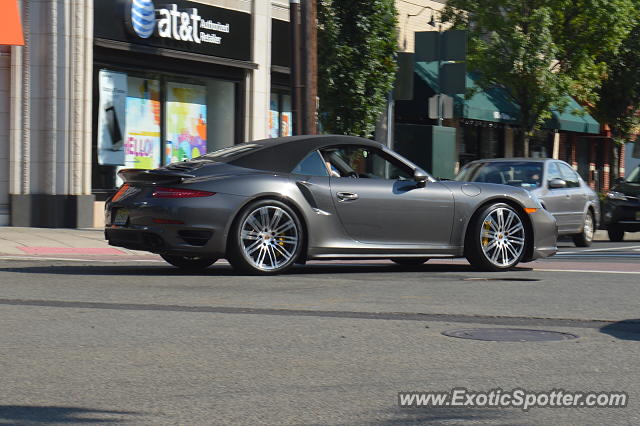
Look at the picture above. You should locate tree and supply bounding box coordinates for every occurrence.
[317,0,398,137]
[442,0,637,149]
[593,23,640,143]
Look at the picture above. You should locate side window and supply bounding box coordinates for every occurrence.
[547,162,563,182]
[319,146,413,180]
[558,163,580,188]
[291,151,329,177]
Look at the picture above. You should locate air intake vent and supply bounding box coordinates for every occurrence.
[178,230,213,246]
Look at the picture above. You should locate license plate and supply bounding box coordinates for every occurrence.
[113,209,129,226]
[636,211,640,221]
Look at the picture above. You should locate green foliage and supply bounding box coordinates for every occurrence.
[317,0,398,137]
[594,24,640,142]
[442,0,638,137]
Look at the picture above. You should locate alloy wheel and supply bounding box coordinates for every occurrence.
[479,207,526,268]
[239,206,299,271]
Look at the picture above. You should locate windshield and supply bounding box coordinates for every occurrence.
[455,161,544,190]
[625,166,640,184]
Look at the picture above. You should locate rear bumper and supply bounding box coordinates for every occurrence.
[105,226,217,256]
[105,191,248,257]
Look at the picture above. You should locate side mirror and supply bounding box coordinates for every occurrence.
[614,177,624,184]
[548,178,567,189]
[414,169,428,187]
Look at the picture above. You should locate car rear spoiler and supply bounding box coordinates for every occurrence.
[117,168,195,184]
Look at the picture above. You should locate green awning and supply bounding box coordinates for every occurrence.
[414,61,600,134]
[546,96,600,134]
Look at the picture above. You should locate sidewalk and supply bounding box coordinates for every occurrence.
[0,227,158,260]
[0,227,637,258]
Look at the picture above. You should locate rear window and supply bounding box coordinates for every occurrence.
[456,161,544,189]
[201,144,261,161]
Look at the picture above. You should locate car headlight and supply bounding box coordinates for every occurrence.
[606,191,628,201]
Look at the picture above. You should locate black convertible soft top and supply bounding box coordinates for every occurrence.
[204,135,383,173]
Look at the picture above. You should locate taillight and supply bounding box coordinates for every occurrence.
[152,187,216,198]
[112,184,130,202]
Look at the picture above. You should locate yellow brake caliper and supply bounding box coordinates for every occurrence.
[277,234,286,256]
[482,220,491,247]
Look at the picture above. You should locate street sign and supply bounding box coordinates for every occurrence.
[414,30,467,62]
[440,62,466,95]
[393,52,415,101]
[441,30,467,61]
[414,32,439,62]
[428,94,454,119]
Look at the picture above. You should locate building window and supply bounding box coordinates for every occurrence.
[93,68,238,190]
[269,91,292,138]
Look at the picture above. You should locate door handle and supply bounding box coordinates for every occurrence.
[337,192,358,201]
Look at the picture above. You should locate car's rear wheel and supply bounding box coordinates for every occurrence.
[227,200,304,275]
[608,226,625,242]
[465,203,527,271]
[160,254,218,271]
[572,210,594,247]
[391,257,430,266]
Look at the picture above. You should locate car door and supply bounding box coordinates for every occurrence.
[557,162,588,232]
[537,161,574,232]
[320,145,454,246]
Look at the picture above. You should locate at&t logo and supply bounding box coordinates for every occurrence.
[130,0,156,39]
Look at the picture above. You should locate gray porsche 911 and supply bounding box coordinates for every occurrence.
[105,135,557,274]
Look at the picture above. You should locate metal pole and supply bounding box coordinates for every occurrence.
[386,92,394,149]
[302,0,318,134]
[290,0,303,135]
[436,24,443,127]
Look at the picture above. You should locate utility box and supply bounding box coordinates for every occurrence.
[394,124,456,180]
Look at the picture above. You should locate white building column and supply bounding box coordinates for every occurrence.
[7,0,94,228]
[0,46,12,226]
[246,0,272,141]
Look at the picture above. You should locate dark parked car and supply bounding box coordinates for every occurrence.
[105,135,557,274]
[456,158,600,247]
[602,165,640,241]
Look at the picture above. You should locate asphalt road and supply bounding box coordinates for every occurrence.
[0,242,639,425]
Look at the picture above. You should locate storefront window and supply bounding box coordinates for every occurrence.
[124,77,162,169]
[165,82,208,164]
[269,94,280,138]
[93,68,239,191]
[268,92,293,138]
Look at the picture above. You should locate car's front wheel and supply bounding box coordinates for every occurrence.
[608,226,625,242]
[227,200,304,275]
[160,254,218,271]
[465,203,527,271]
[572,210,594,247]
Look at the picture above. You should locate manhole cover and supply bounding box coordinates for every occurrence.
[442,328,578,342]
[463,277,541,282]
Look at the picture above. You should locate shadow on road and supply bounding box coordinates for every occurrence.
[600,319,640,341]
[0,405,138,423]
[373,406,512,425]
[0,262,533,277]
